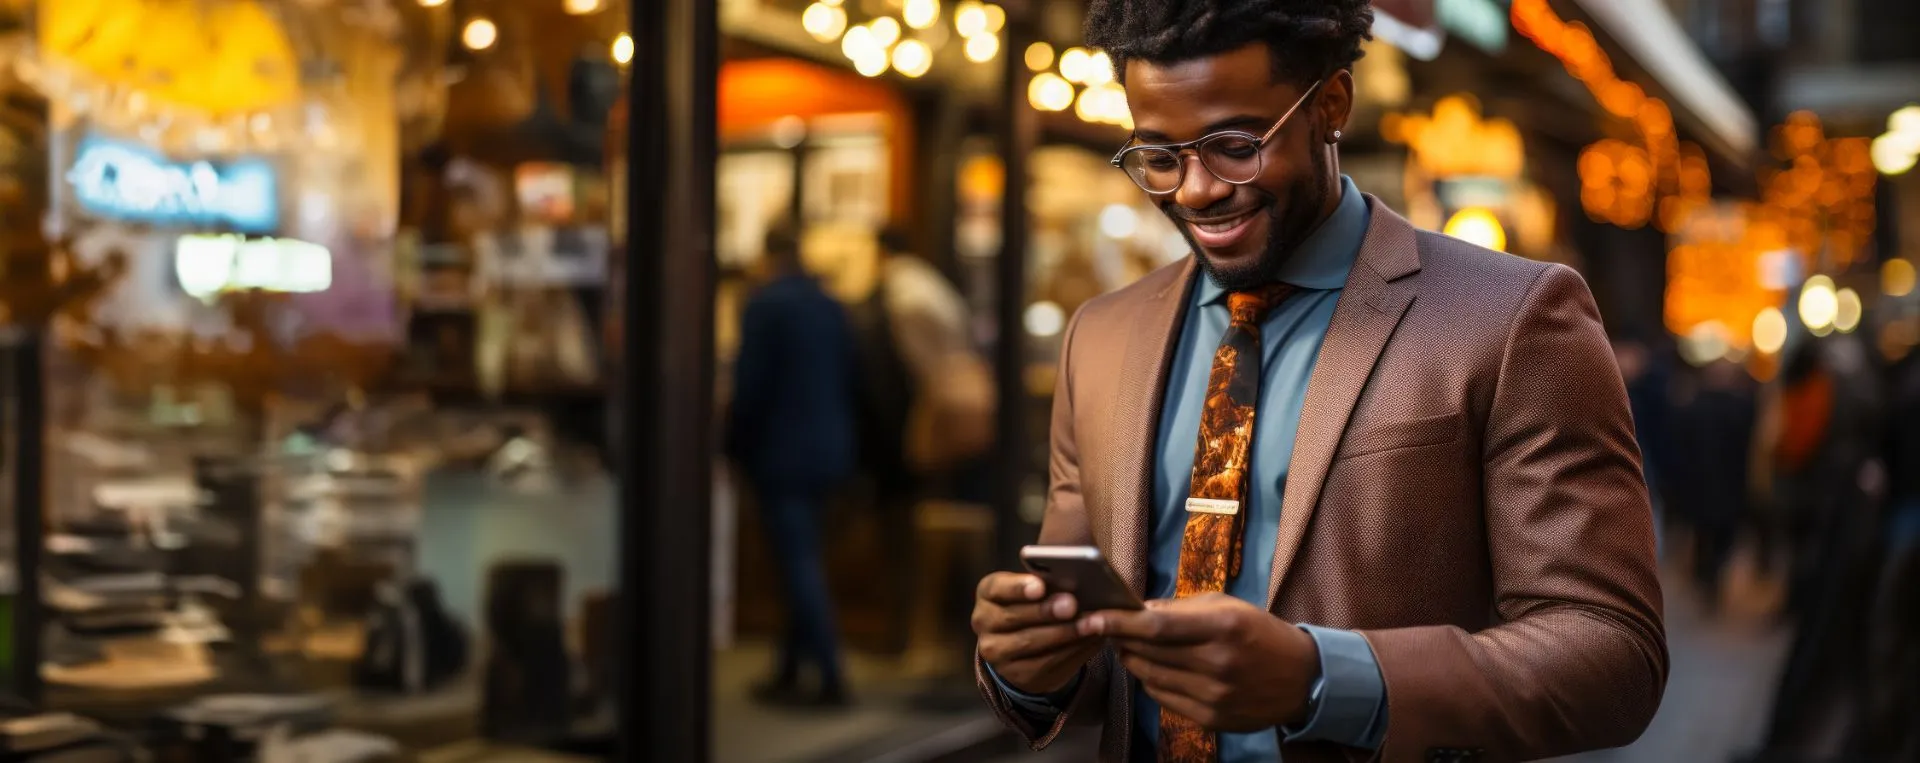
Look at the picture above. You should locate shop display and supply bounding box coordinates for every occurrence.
[352,578,468,695]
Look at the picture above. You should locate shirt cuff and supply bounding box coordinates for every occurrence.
[985,660,1081,719]
[1281,624,1388,749]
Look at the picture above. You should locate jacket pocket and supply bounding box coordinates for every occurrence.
[1335,412,1463,460]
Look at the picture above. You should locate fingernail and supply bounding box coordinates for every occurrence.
[1082,615,1103,635]
[1050,596,1074,619]
[1024,579,1044,599]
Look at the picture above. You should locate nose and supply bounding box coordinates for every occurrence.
[1171,151,1233,212]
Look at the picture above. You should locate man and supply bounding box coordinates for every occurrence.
[726,224,859,707]
[969,1,1667,761]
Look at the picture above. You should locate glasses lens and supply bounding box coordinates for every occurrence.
[1198,135,1262,184]
[1121,148,1183,193]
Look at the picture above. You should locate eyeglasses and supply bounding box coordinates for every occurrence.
[1109,79,1325,194]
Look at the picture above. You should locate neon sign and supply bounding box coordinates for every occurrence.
[175,234,332,299]
[66,134,279,233]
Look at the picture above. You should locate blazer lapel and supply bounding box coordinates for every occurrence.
[1105,256,1197,598]
[1266,197,1422,608]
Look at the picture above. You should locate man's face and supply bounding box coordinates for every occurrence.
[1123,43,1350,290]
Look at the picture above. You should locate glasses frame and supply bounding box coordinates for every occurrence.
[1109,78,1326,194]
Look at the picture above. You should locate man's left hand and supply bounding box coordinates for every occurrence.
[1079,593,1320,732]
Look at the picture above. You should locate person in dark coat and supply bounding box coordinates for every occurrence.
[725,225,859,706]
[1666,357,1755,610]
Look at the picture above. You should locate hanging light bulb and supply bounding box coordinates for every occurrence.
[1075,87,1100,123]
[563,0,603,14]
[964,32,999,62]
[853,52,888,77]
[802,2,847,43]
[1028,73,1073,112]
[1059,47,1092,83]
[462,18,498,50]
[1085,51,1114,85]
[1025,42,1054,72]
[903,0,940,30]
[892,39,933,77]
[954,0,988,37]
[842,25,878,61]
[612,33,634,66]
[869,17,901,48]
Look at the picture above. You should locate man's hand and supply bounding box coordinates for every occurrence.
[973,572,1103,696]
[1081,593,1320,732]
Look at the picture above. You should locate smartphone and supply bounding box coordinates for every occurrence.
[1019,545,1144,611]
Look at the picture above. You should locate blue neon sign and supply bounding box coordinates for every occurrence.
[65,134,280,234]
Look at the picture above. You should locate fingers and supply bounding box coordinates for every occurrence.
[973,592,1080,634]
[1125,654,1223,727]
[978,622,1091,664]
[977,572,1045,604]
[1078,606,1220,644]
[1109,638,1213,673]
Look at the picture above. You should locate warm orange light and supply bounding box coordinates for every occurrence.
[1384,94,1525,179]
[1513,0,1703,230]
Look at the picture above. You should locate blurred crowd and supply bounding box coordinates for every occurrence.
[1617,329,1920,762]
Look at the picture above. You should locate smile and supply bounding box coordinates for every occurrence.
[1185,210,1260,249]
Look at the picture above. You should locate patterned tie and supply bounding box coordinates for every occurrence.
[1158,283,1296,763]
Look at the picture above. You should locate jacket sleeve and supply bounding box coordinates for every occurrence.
[1357,265,1669,761]
[973,304,1114,749]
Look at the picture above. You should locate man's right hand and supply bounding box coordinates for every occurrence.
[973,571,1102,696]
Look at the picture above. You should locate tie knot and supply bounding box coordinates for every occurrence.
[1225,283,1295,322]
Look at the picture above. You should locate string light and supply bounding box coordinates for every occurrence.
[954,0,988,37]
[892,39,933,78]
[1835,288,1863,333]
[903,0,940,30]
[1025,42,1054,72]
[1028,73,1073,112]
[462,18,497,50]
[1443,207,1508,252]
[802,2,848,42]
[1059,47,1093,83]
[1753,307,1787,355]
[964,33,999,62]
[868,17,901,48]
[612,33,633,66]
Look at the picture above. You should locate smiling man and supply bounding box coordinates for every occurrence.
[968,1,1668,762]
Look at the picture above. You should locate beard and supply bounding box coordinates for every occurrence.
[1170,147,1334,292]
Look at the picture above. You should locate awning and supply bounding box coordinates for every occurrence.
[1571,0,1757,158]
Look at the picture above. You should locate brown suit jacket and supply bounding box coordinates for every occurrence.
[976,197,1667,763]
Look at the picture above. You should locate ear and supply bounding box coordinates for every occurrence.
[1319,69,1356,142]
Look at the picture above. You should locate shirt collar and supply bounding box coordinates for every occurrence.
[1195,174,1369,306]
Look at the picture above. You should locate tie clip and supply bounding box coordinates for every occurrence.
[1185,497,1240,515]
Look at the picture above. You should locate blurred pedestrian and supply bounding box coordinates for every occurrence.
[969,2,1665,759]
[1614,335,1674,556]
[1667,358,1755,611]
[724,224,859,707]
[1751,331,1888,758]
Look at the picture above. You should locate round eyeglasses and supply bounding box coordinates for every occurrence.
[1109,79,1324,194]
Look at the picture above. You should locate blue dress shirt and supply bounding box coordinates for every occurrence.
[992,177,1388,759]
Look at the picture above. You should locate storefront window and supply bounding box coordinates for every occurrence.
[0,0,629,757]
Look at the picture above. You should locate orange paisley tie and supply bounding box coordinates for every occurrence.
[1158,283,1295,763]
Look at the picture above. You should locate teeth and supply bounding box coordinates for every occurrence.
[1195,214,1250,234]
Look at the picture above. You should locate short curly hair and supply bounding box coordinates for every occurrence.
[1084,0,1375,86]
